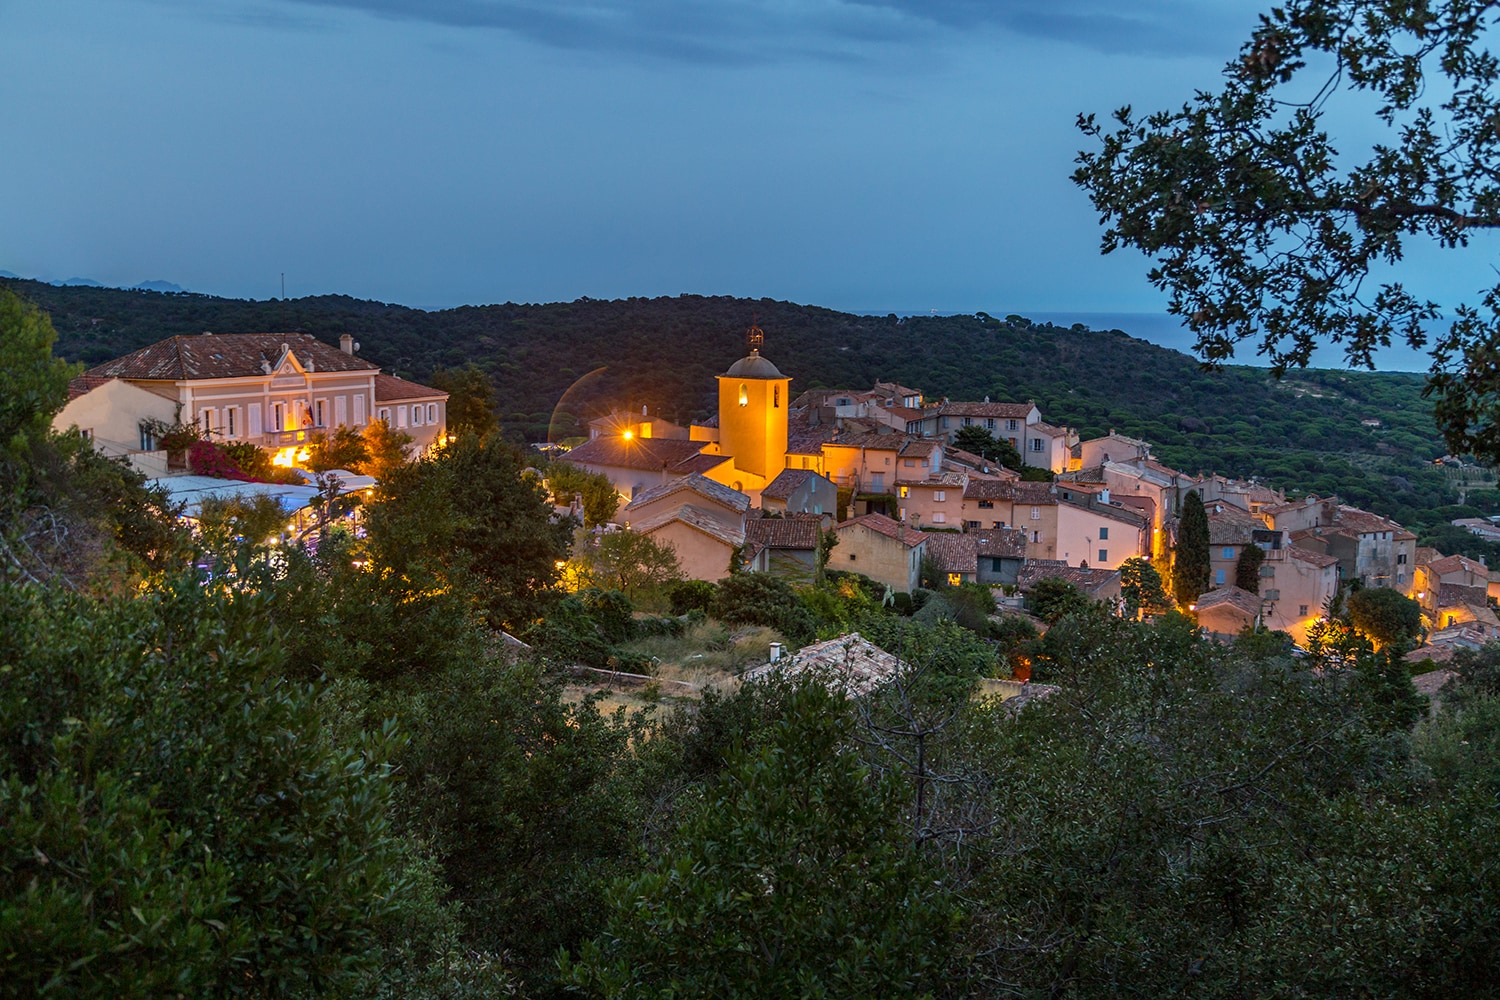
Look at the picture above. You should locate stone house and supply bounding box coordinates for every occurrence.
[619,474,750,582]
[833,513,926,594]
[743,514,822,583]
[759,468,837,517]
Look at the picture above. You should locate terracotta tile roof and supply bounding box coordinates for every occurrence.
[561,435,708,474]
[761,468,817,500]
[786,421,839,455]
[373,374,446,402]
[1427,553,1487,577]
[1016,562,1119,596]
[85,333,380,380]
[1334,506,1404,536]
[630,503,745,547]
[975,527,1027,559]
[922,531,978,575]
[898,438,941,458]
[834,431,910,452]
[964,479,1056,504]
[884,405,926,423]
[1206,503,1266,545]
[66,375,113,400]
[742,632,902,696]
[944,447,1020,479]
[1196,585,1263,617]
[671,453,734,476]
[872,380,923,399]
[744,516,820,550]
[897,471,967,488]
[934,400,1037,419]
[837,512,926,547]
[1436,583,1489,611]
[1286,545,1339,569]
[623,473,750,515]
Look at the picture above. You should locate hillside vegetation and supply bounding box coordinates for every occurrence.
[8,278,1480,530]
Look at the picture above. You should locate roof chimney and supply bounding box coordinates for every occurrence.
[340,334,355,355]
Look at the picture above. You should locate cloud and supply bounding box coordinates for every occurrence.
[216,0,1255,62]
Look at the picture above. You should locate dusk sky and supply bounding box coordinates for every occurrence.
[3,0,1490,370]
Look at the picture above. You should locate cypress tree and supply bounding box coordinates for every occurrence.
[1173,490,1211,608]
[1235,542,1265,594]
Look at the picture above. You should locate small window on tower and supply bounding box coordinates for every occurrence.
[739,383,748,407]
[773,386,780,407]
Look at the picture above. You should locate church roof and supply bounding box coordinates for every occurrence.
[560,435,707,473]
[723,349,785,379]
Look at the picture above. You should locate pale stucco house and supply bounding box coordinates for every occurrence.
[64,332,447,470]
[620,474,750,582]
[833,512,926,593]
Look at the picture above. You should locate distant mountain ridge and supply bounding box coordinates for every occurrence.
[1,276,1462,527]
[0,270,183,293]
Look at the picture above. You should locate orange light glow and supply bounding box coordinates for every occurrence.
[622,430,634,440]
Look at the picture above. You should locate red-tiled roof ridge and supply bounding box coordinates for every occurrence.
[837,512,926,546]
[84,332,381,380]
[623,472,750,514]
[373,374,447,401]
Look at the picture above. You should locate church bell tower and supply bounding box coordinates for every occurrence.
[716,323,791,482]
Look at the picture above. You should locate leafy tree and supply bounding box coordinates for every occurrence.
[951,424,1022,469]
[306,425,371,472]
[429,363,500,440]
[1235,542,1265,594]
[1172,490,1211,607]
[547,461,622,527]
[356,418,413,481]
[1027,576,1094,624]
[395,657,651,990]
[1347,586,1425,649]
[0,574,484,997]
[965,610,1497,995]
[196,493,289,547]
[1,290,184,588]
[0,289,75,466]
[1119,556,1172,617]
[1073,0,1500,462]
[573,529,683,604]
[563,680,962,998]
[365,433,570,631]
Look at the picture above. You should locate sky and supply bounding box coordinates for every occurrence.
[0,0,1484,371]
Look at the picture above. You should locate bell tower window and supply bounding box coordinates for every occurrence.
[773,386,780,407]
[739,383,748,407]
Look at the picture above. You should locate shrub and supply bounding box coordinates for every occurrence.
[667,579,717,616]
[711,573,818,644]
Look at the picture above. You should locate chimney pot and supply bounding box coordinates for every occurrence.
[340,334,355,355]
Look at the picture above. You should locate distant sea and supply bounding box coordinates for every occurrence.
[872,309,1431,374]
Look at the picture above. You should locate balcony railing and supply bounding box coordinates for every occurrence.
[263,428,319,447]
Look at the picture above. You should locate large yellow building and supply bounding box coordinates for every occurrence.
[693,346,793,497]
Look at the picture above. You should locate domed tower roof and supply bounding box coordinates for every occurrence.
[724,348,784,380]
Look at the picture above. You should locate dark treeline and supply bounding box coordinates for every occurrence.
[7,278,1467,529]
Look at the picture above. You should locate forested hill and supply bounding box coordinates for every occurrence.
[7,278,1471,527]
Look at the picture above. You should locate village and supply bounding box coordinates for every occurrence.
[52,324,1499,678]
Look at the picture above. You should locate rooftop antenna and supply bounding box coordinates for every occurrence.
[281,272,285,300]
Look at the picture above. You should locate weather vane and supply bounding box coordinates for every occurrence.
[746,315,764,353]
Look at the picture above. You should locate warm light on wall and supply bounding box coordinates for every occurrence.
[739,383,748,406]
